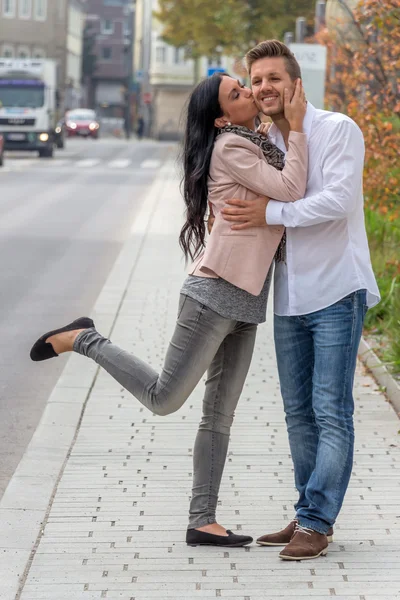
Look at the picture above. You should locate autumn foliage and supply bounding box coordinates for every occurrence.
[317,0,400,217]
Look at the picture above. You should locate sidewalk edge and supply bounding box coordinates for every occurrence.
[359,336,400,418]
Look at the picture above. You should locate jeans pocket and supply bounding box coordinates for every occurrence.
[177,295,188,319]
[340,292,356,304]
[340,289,367,307]
[362,303,369,319]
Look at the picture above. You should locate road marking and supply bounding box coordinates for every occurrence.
[140,159,161,169]
[4,159,37,169]
[1,157,162,172]
[51,159,72,167]
[108,159,131,169]
[76,158,101,168]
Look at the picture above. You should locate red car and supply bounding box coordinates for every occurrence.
[65,109,100,139]
[0,134,4,167]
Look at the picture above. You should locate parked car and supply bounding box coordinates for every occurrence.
[54,118,66,149]
[65,109,100,139]
[0,134,4,167]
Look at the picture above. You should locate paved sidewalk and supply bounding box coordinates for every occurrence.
[1,161,400,600]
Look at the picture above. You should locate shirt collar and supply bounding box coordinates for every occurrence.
[268,102,316,148]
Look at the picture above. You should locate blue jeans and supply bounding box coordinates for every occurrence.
[274,290,368,534]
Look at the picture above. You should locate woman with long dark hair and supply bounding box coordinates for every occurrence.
[30,73,307,548]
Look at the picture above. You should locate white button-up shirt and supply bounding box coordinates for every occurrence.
[266,102,380,316]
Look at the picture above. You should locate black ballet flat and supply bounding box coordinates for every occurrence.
[30,317,95,362]
[186,528,253,547]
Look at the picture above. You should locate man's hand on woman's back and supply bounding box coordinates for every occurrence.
[207,197,270,233]
[222,197,270,230]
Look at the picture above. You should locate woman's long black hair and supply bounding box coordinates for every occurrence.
[179,73,227,261]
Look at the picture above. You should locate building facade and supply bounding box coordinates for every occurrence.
[64,0,85,109]
[0,0,84,109]
[84,0,135,118]
[135,0,235,140]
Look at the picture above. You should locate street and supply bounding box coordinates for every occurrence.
[0,137,174,498]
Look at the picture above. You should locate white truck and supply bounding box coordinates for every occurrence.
[0,58,60,158]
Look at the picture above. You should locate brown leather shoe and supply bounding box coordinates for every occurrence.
[257,520,333,546]
[279,525,328,561]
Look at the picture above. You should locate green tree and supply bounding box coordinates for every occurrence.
[246,0,316,43]
[155,0,248,81]
[155,0,316,64]
[155,1,246,58]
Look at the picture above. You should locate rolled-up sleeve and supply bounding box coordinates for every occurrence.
[266,119,365,227]
[223,131,308,202]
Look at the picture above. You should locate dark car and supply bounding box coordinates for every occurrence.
[0,134,4,167]
[65,109,100,139]
[54,118,66,149]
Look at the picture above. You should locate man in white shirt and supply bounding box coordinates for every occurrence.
[222,40,380,561]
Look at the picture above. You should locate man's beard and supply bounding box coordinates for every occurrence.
[255,98,283,118]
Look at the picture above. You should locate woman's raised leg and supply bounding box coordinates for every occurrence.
[73,296,236,416]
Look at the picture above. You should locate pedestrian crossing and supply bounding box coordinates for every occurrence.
[0,156,162,173]
[76,158,101,168]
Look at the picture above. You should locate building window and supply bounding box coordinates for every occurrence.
[3,0,16,17]
[34,0,46,20]
[123,20,130,37]
[101,18,114,34]
[2,44,14,57]
[33,47,45,58]
[174,48,185,64]
[17,45,30,58]
[19,0,31,18]
[101,46,112,60]
[156,46,166,63]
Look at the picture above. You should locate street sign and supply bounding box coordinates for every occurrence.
[207,67,226,77]
[289,43,327,109]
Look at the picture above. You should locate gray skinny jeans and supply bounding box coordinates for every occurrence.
[74,294,257,529]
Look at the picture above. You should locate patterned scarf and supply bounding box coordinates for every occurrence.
[218,124,286,262]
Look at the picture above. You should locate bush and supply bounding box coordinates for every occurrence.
[364,207,400,374]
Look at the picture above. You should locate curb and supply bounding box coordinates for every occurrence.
[0,162,171,600]
[359,336,400,418]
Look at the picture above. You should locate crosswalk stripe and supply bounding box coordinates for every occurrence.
[76,158,101,168]
[108,159,131,169]
[51,159,72,167]
[2,157,164,172]
[140,159,161,169]
[4,159,37,169]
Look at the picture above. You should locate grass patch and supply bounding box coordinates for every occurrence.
[364,207,400,375]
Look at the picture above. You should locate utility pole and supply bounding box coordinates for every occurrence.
[141,0,152,137]
[123,2,136,139]
[295,17,307,43]
[315,1,326,33]
[284,32,294,45]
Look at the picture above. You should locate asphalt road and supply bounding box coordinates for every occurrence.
[0,136,174,498]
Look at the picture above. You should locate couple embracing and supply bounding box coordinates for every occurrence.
[30,40,380,562]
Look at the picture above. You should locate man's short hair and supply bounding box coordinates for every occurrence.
[246,40,301,81]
